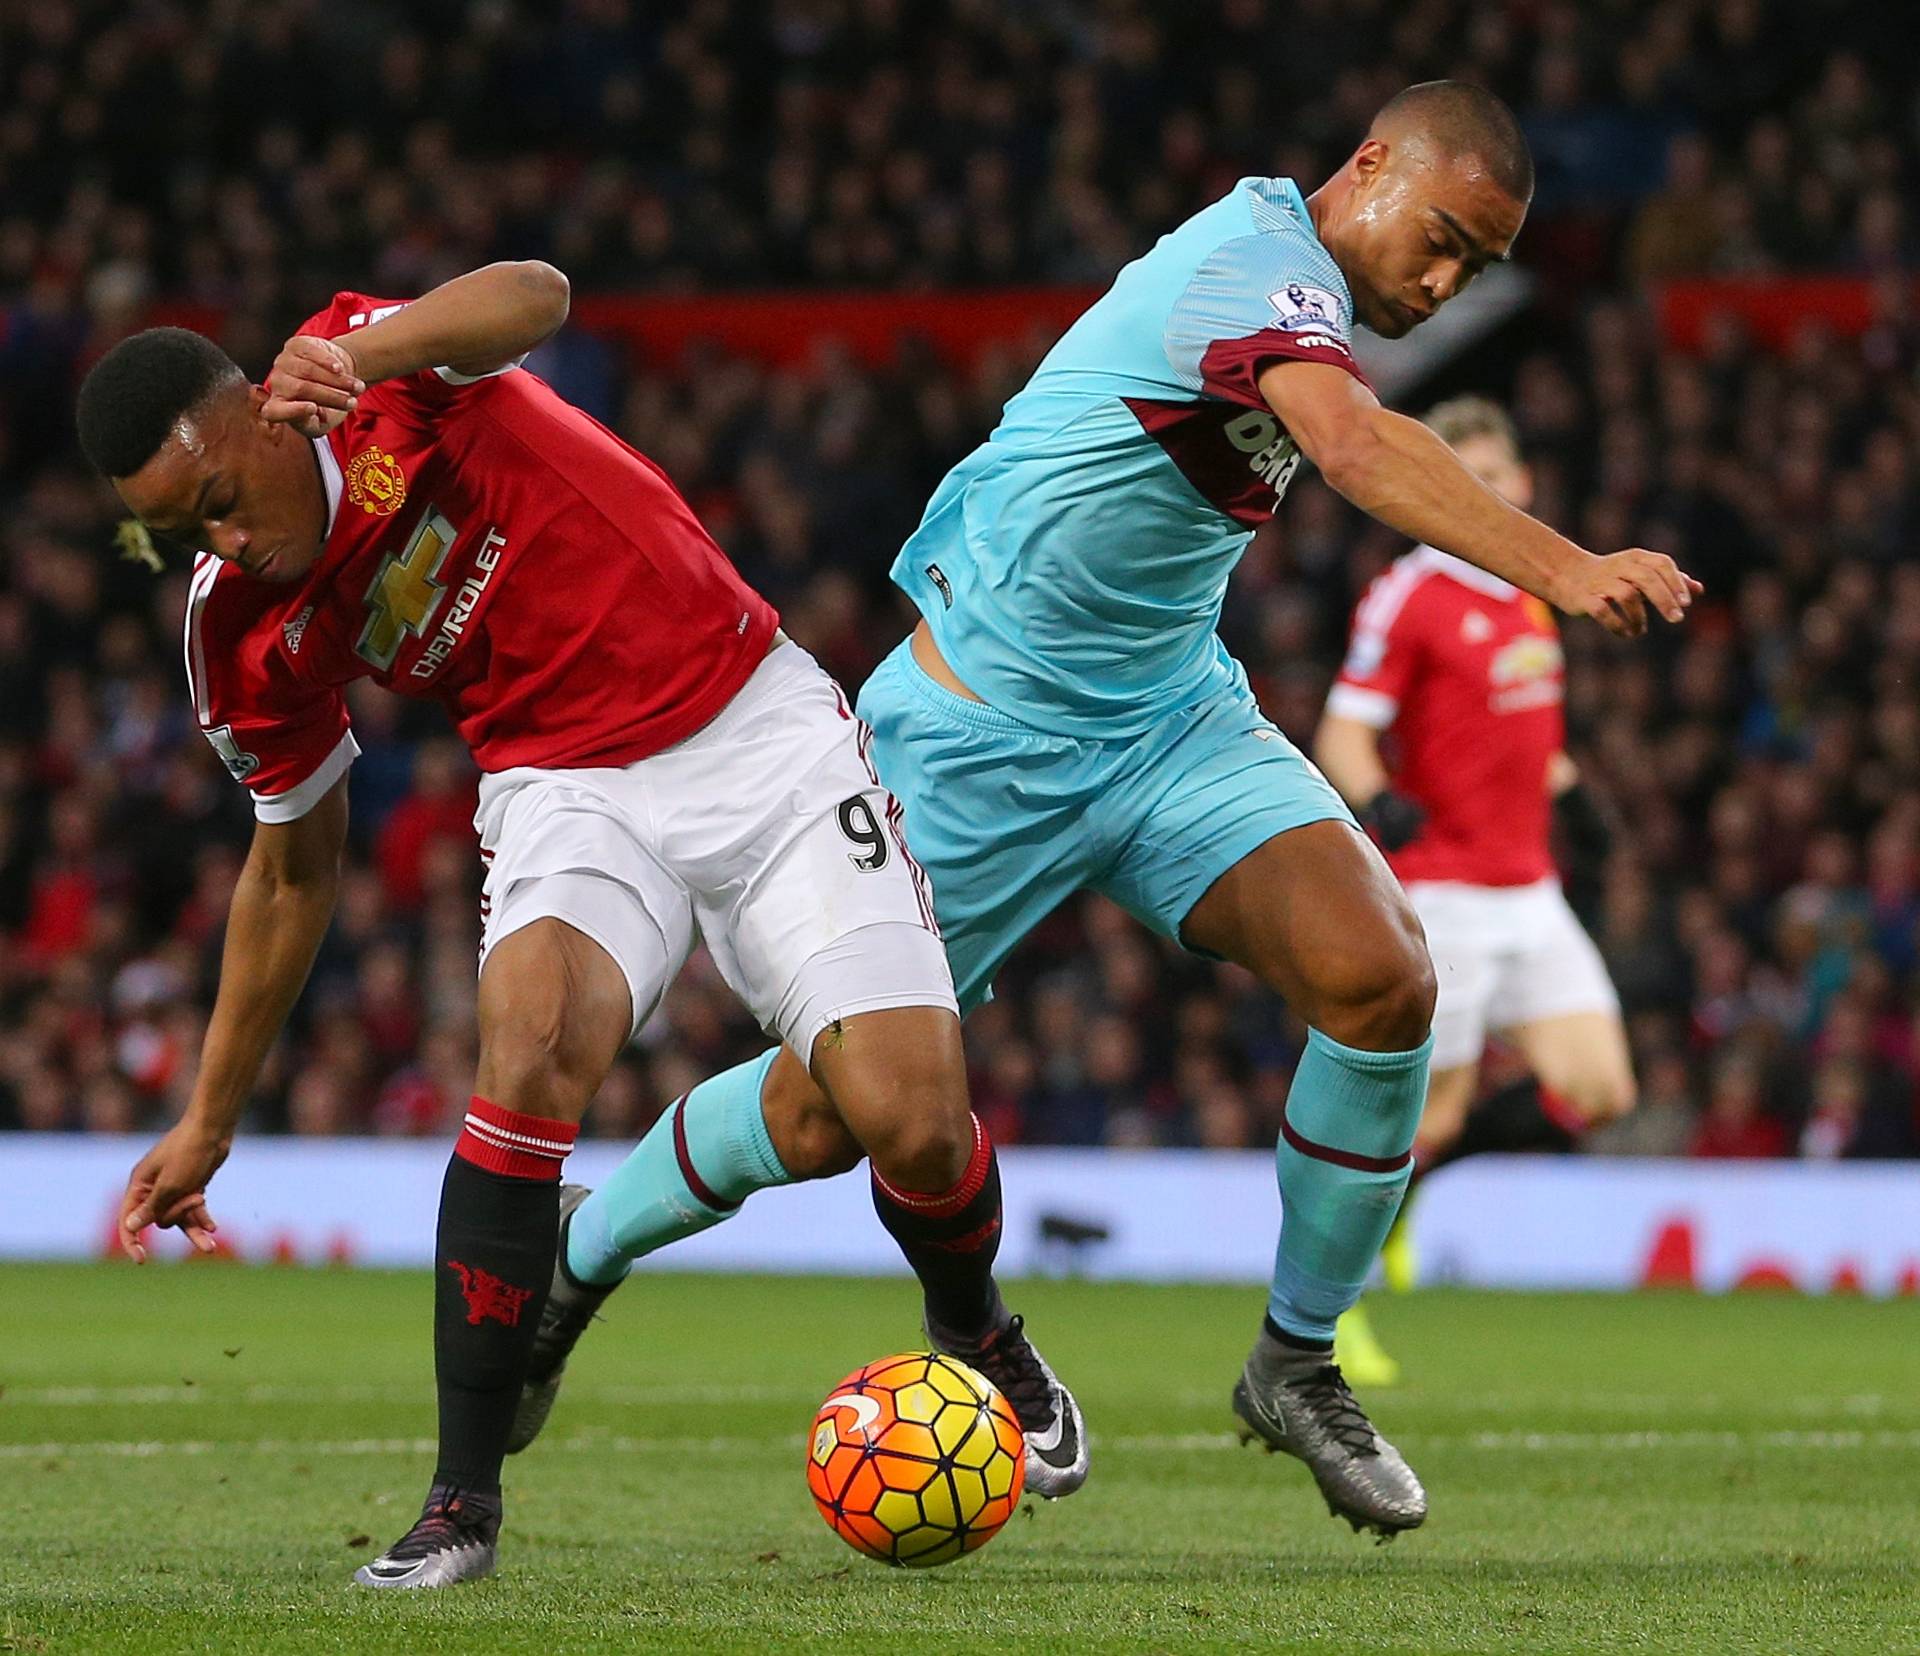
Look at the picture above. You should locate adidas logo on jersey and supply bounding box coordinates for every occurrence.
[282,605,315,654]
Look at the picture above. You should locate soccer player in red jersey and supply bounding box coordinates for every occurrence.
[1315,396,1637,1376]
[75,262,1079,1588]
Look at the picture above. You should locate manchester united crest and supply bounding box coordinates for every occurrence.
[345,446,408,516]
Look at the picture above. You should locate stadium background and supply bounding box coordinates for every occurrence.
[3,0,1919,1181]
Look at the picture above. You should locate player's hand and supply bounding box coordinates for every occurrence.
[1559,550,1702,637]
[118,1120,231,1263]
[1360,789,1427,852]
[1554,781,1614,869]
[262,335,365,437]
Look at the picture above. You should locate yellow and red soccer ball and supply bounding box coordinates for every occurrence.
[806,1351,1026,1567]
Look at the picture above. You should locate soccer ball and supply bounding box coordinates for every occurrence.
[806,1351,1026,1567]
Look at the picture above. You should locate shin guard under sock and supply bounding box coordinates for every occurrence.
[432,1096,576,1493]
[1268,1029,1431,1344]
[565,1049,791,1287]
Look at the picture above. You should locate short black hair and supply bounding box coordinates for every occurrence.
[75,327,245,478]
[1374,80,1534,204]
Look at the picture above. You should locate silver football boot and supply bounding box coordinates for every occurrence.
[1232,1326,1427,1540]
[353,1484,500,1589]
[507,1183,620,1454]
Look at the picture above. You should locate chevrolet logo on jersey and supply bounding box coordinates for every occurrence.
[359,508,457,670]
[1490,633,1564,686]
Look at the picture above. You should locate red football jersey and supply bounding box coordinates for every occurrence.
[185,292,777,821]
[1328,545,1564,886]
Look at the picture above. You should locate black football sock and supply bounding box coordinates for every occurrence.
[431,1095,578,1495]
[1256,1315,1335,1372]
[871,1113,1005,1339]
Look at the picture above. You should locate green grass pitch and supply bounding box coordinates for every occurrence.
[2,1264,1916,1654]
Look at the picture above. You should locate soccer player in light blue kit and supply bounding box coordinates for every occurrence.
[518,82,1698,1535]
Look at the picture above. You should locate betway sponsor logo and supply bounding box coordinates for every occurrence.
[1121,396,1300,528]
[410,527,507,681]
[1223,409,1303,495]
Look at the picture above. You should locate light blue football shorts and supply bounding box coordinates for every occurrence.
[855,637,1356,1013]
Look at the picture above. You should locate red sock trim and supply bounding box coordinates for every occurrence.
[1537,1086,1587,1137]
[455,1095,578,1181]
[1279,1104,1412,1174]
[873,1114,992,1218]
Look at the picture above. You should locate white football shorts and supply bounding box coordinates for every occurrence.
[1407,877,1622,1071]
[476,638,956,1058]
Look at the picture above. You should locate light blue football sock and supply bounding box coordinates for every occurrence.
[566,1048,791,1287]
[1268,1027,1432,1344]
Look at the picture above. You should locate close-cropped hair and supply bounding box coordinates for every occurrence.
[75,327,245,478]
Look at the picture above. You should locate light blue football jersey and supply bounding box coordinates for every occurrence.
[891,176,1368,738]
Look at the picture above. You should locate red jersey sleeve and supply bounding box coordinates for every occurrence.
[185,558,358,822]
[296,291,527,427]
[1328,560,1431,730]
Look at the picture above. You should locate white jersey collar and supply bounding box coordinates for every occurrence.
[1416,545,1519,601]
[312,435,344,539]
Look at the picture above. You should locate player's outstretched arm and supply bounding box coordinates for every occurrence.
[1314,713,1426,851]
[1259,360,1701,637]
[117,779,349,1262]
[1313,712,1390,806]
[261,261,571,434]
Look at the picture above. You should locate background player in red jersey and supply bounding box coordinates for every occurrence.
[73,261,1080,1588]
[1315,396,1637,1379]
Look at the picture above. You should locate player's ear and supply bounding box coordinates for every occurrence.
[243,383,277,436]
[1351,137,1388,186]
[248,384,300,448]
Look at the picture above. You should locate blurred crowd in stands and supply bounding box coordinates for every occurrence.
[3,0,1918,1159]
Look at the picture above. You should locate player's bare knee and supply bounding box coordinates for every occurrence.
[1313,933,1436,1053]
[478,1006,596,1117]
[761,1040,885,1180]
[847,1064,974,1192]
[787,1113,866,1181]
[856,1074,975,1189]
[870,1111,971,1193]
[1354,975,1436,1053]
[477,933,628,1118]
[773,1084,866,1181]
[812,1009,973,1191]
